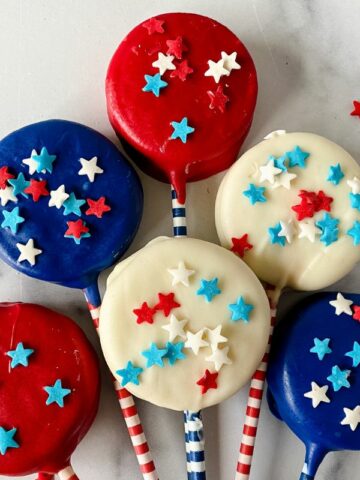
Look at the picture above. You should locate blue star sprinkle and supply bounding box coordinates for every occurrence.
[316,213,339,231]
[346,341,360,367]
[268,222,286,246]
[65,232,91,244]
[44,379,71,407]
[327,365,351,392]
[142,73,168,97]
[319,227,339,246]
[310,337,332,361]
[348,221,360,246]
[170,117,195,143]
[316,213,339,246]
[32,147,57,173]
[6,342,34,368]
[0,427,19,455]
[243,183,267,205]
[349,193,360,211]
[62,193,86,216]
[286,146,310,168]
[8,173,30,198]
[270,154,287,172]
[228,296,254,323]
[196,278,221,302]
[164,341,186,366]
[327,163,344,185]
[116,361,143,386]
[142,343,167,368]
[1,207,25,234]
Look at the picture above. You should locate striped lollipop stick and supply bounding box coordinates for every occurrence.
[58,466,79,480]
[235,288,278,480]
[184,412,192,480]
[83,285,158,480]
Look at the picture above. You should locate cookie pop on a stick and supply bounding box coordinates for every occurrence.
[215,131,360,478]
[0,120,157,479]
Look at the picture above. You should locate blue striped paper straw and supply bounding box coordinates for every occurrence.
[184,412,192,479]
[171,187,187,237]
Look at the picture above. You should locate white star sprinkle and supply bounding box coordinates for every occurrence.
[184,329,209,355]
[304,382,330,408]
[204,58,228,83]
[278,219,296,243]
[16,239,42,266]
[167,261,195,287]
[0,186,17,206]
[259,159,282,184]
[221,51,241,73]
[347,176,360,194]
[272,171,297,190]
[263,130,286,140]
[152,52,176,75]
[161,314,188,342]
[329,292,353,316]
[22,149,45,175]
[341,406,360,431]
[206,325,228,350]
[78,157,103,183]
[298,219,321,243]
[205,345,232,372]
[48,185,69,209]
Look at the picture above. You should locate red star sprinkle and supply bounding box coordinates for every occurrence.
[292,190,333,221]
[170,60,194,81]
[0,166,15,189]
[196,369,218,394]
[353,305,360,321]
[65,219,89,239]
[292,199,316,221]
[351,100,360,117]
[24,179,49,202]
[86,197,111,219]
[316,190,333,212]
[142,17,165,35]
[166,36,187,59]
[231,234,253,258]
[207,86,229,113]
[155,292,180,317]
[133,302,157,325]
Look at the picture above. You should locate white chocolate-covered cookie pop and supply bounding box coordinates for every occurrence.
[99,237,270,411]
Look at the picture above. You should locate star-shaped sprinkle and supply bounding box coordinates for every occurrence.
[48,185,69,209]
[349,193,360,211]
[231,234,253,258]
[44,379,71,407]
[66,232,91,245]
[348,221,360,245]
[167,261,195,287]
[327,365,351,391]
[346,341,360,367]
[228,296,254,323]
[316,213,339,246]
[353,306,360,322]
[259,159,282,184]
[142,17,165,35]
[327,163,344,185]
[204,58,228,83]
[196,369,218,394]
[0,186,17,207]
[0,166,14,189]
[133,302,156,324]
[170,60,193,81]
[161,314,188,341]
[1,207,25,234]
[142,342,167,368]
[206,325,228,350]
[155,292,180,317]
[164,341,186,365]
[62,192,86,217]
[304,382,330,408]
[197,278,221,302]
[6,342,34,368]
[152,52,176,75]
[341,406,360,431]
[221,51,241,73]
[278,219,295,243]
[268,222,286,246]
[270,154,287,172]
[347,176,360,194]
[78,157,103,183]
[329,292,353,316]
[0,427,19,455]
[298,219,321,242]
[286,146,310,168]
[316,190,333,211]
[16,239,42,266]
[185,329,209,355]
[32,147,57,173]
[207,85,229,113]
[166,36,187,59]
[271,171,297,190]
[310,337,332,360]
[85,197,111,218]
[116,361,143,386]
[24,179,49,202]
[143,73,168,97]
[170,117,195,143]
[22,149,44,175]
[351,100,360,118]
[205,346,232,372]
[243,183,266,205]
[8,173,30,198]
[65,219,89,239]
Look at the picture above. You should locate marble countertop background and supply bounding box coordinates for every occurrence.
[0,0,360,478]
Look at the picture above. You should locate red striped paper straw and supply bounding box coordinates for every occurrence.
[58,466,79,480]
[37,474,54,479]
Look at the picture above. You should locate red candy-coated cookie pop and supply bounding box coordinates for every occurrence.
[106,12,258,203]
[0,303,100,476]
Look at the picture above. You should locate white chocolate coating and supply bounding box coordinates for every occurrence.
[99,237,270,411]
[215,132,360,290]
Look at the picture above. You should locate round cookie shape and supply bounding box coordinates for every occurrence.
[267,292,360,475]
[106,12,258,203]
[0,120,143,288]
[99,237,270,411]
[215,132,360,290]
[0,302,100,476]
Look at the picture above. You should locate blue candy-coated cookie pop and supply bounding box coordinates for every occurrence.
[267,292,360,480]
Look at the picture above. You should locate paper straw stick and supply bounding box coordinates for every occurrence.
[171,186,187,237]
[58,465,79,480]
[235,290,278,480]
[83,285,158,480]
[37,474,54,480]
[184,412,192,480]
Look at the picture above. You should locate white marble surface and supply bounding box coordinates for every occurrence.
[0,0,360,479]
